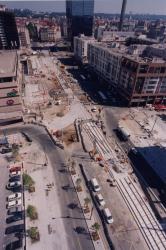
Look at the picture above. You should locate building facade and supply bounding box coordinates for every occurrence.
[119,56,166,105]
[66,0,94,44]
[18,26,30,48]
[88,42,122,87]
[0,50,22,121]
[74,35,95,63]
[39,26,61,42]
[88,42,166,106]
[0,7,20,50]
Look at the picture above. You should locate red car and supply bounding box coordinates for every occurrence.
[9,166,22,173]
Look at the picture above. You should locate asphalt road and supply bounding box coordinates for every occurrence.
[4,125,94,250]
[104,107,166,213]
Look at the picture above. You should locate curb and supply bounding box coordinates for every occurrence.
[79,164,115,250]
[68,166,96,250]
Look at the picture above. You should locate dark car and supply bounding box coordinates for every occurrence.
[6,214,23,224]
[5,239,22,250]
[1,148,12,154]
[9,176,21,182]
[56,142,64,149]
[6,181,21,190]
[7,206,22,215]
[5,224,24,234]
[21,132,32,142]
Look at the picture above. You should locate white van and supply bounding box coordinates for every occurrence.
[7,199,22,209]
[91,178,101,192]
[103,208,114,224]
[96,194,105,206]
[7,193,22,202]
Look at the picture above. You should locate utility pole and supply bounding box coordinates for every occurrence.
[150,116,158,136]
[43,146,48,166]
[89,206,94,220]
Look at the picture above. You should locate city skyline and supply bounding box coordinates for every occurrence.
[1,0,166,15]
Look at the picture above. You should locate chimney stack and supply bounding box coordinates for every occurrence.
[119,0,127,31]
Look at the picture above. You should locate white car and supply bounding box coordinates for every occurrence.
[96,194,105,207]
[103,208,114,224]
[7,199,22,209]
[9,171,21,178]
[91,178,101,192]
[91,106,97,112]
[7,193,22,202]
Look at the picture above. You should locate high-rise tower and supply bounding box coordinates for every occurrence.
[0,5,20,50]
[119,0,127,31]
[66,0,94,45]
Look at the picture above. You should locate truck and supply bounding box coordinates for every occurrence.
[117,126,130,141]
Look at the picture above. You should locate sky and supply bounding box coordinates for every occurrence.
[0,0,166,14]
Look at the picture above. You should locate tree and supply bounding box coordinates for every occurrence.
[28,227,40,242]
[84,197,91,213]
[76,178,82,192]
[23,173,35,192]
[70,160,76,175]
[91,222,100,240]
[92,222,100,233]
[27,205,38,220]
[84,197,91,208]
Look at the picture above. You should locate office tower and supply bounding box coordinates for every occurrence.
[66,0,94,44]
[0,5,20,50]
[119,0,127,31]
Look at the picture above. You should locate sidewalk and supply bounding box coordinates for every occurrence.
[70,161,107,250]
[43,98,91,131]
[23,142,69,250]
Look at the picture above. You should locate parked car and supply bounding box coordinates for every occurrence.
[56,142,64,149]
[96,194,105,207]
[21,132,32,142]
[5,224,24,234]
[6,214,23,224]
[9,166,22,173]
[7,206,22,215]
[9,176,21,182]
[7,199,22,209]
[5,239,23,250]
[131,147,138,155]
[7,193,22,202]
[6,181,21,190]
[9,171,21,178]
[91,106,97,112]
[91,178,101,192]
[1,148,12,154]
[103,208,114,224]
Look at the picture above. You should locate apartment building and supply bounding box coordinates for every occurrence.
[88,42,166,106]
[39,26,61,42]
[18,25,30,48]
[0,6,20,50]
[74,35,95,63]
[119,55,166,105]
[0,50,22,122]
[88,42,123,87]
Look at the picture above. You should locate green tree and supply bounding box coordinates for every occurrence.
[92,222,100,233]
[84,197,91,208]
[27,205,38,220]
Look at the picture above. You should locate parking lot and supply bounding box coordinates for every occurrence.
[0,146,25,250]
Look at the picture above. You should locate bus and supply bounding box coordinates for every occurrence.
[98,91,107,101]
[80,74,86,80]
[117,126,130,141]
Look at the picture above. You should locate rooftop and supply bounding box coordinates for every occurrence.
[0,50,17,78]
